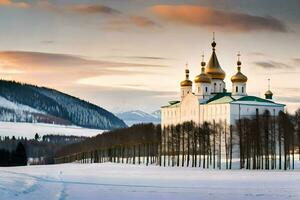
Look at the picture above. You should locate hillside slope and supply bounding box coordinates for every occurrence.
[0,80,126,130]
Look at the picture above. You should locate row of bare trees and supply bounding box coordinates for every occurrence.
[238,110,299,170]
[55,124,161,165]
[55,109,300,170]
[160,121,233,169]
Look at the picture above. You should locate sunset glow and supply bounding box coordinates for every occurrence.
[0,0,299,113]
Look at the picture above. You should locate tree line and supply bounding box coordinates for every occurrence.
[54,109,300,170]
[55,124,161,165]
[0,134,87,165]
[0,142,27,166]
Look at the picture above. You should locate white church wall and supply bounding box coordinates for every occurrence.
[229,103,284,125]
[211,79,226,93]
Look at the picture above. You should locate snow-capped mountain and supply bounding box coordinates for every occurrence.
[151,110,161,119]
[116,110,161,126]
[0,80,126,130]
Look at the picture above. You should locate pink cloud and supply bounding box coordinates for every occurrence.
[151,5,287,32]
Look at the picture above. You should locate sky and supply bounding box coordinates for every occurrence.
[0,0,299,113]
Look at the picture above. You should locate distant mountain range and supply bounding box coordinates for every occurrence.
[116,110,161,126]
[0,80,126,130]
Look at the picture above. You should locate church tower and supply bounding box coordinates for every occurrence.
[194,54,211,101]
[231,53,248,97]
[180,63,192,100]
[205,34,226,93]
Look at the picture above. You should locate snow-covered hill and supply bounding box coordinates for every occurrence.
[116,110,161,126]
[0,122,102,138]
[0,163,300,200]
[0,80,126,130]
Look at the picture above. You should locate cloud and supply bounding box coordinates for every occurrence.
[106,15,158,30]
[41,40,55,44]
[0,0,30,8]
[254,61,293,69]
[111,56,168,61]
[0,51,166,69]
[68,4,121,15]
[293,58,300,64]
[150,5,287,32]
[0,51,168,86]
[248,52,267,57]
[129,16,157,27]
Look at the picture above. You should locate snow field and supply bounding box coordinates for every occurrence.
[0,163,300,200]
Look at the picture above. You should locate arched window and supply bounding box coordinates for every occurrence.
[236,86,238,93]
[205,87,208,93]
[214,83,216,92]
[242,87,244,93]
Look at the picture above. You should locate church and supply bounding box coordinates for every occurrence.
[161,37,285,128]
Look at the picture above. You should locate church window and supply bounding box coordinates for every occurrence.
[242,87,244,93]
[205,87,208,93]
[236,86,238,93]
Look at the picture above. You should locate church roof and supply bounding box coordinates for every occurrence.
[161,94,285,108]
[207,95,235,104]
[161,100,180,108]
[206,92,232,104]
[205,93,285,106]
[231,96,285,107]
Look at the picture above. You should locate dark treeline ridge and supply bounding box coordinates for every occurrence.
[0,142,27,166]
[0,134,88,165]
[55,109,300,170]
[55,124,161,165]
[0,80,126,129]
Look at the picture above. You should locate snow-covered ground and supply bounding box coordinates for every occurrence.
[0,163,299,200]
[0,122,103,138]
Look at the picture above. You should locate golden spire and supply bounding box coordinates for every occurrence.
[231,52,247,83]
[205,33,226,80]
[185,62,189,80]
[212,32,216,51]
[201,53,206,73]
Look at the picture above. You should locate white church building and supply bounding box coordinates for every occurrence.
[161,38,285,128]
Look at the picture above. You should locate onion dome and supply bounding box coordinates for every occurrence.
[205,36,226,80]
[195,55,211,83]
[265,90,273,96]
[231,53,248,83]
[265,79,273,99]
[180,64,192,87]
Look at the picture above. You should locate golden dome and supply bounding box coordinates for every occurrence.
[195,74,211,83]
[180,67,192,87]
[231,57,247,83]
[180,79,192,87]
[231,71,247,83]
[265,90,273,95]
[195,59,211,83]
[205,41,226,80]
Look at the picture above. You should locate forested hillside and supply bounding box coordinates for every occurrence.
[0,80,126,130]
